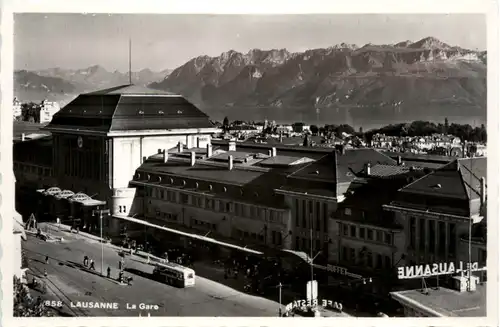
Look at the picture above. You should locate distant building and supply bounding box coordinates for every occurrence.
[39,100,61,124]
[13,97,22,120]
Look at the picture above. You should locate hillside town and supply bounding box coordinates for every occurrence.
[13,97,61,124]
[216,118,487,158]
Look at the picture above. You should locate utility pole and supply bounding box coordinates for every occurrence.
[93,208,110,276]
[278,282,283,317]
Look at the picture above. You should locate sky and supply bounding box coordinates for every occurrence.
[14,13,486,72]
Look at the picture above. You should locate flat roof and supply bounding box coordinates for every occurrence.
[390,285,486,317]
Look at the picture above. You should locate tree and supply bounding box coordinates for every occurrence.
[13,277,54,317]
[444,117,449,133]
[222,116,229,132]
[310,125,319,135]
[21,102,41,123]
[359,126,363,134]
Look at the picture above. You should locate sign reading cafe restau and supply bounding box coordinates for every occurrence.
[284,299,342,313]
[397,261,482,279]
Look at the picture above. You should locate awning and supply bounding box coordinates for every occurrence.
[79,199,106,207]
[54,190,75,200]
[112,214,263,255]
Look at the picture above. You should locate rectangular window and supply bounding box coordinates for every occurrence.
[438,221,446,256]
[308,201,313,214]
[295,199,300,227]
[342,246,348,261]
[295,236,300,250]
[343,224,349,236]
[376,230,383,242]
[250,206,256,217]
[409,217,416,249]
[449,223,456,257]
[315,239,321,253]
[181,193,189,204]
[272,231,276,244]
[429,220,436,253]
[302,200,307,228]
[359,228,366,239]
[350,226,356,238]
[366,252,373,268]
[226,202,231,213]
[419,218,426,251]
[302,238,308,251]
[376,254,383,269]
[159,190,164,199]
[277,232,282,245]
[385,232,392,245]
[367,229,373,240]
[384,255,392,269]
[349,248,356,262]
[323,203,328,231]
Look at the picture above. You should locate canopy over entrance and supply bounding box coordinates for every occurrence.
[112,214,263,255]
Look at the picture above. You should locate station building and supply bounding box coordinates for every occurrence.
[14,84,220,234]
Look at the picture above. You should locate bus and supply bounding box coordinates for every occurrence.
[152,262,196,288]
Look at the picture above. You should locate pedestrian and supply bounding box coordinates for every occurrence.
[45,256,49,264]
[107,267,111,278]
[44,269,47,277]
[147,254,150,264]
[89,259,95,270]
[119,260,122,271]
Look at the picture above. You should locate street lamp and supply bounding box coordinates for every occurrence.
[93,208,110,276]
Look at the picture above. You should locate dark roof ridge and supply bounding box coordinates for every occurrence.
[455,160,472,201]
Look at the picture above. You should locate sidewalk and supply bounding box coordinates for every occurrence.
[192,260,350,317]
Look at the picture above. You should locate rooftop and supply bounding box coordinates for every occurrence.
[13,121,49,141]
[398,157,487,201]
[390,285,486,317]
[44,84,216,133]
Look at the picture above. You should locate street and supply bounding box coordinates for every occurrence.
[23,226,284,317]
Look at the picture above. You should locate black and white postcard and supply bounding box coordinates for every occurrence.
[1,0,498,326]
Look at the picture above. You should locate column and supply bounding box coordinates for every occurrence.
[424,219,429,258]
[434,220,439,258]
[444,222,449,259]
[415,217,420,255]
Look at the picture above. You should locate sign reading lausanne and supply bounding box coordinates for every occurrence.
[397,261,483,279]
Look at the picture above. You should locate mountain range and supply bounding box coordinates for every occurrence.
[15,37,487,127]
[14,66,171,106]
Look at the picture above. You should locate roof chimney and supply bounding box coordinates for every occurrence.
[190,151,196,166]
[268,149,272,157]
[272,147,277,157]
[229,140,236,152]
[206,143,213,158]
[178,142,183,153]
[157,149,162,154]
[162,149,168,163]
[142,156,147,164]
[196,138,201,148]
[228,155,234,171]
[397,155,402,166]
[21,133,25,141]
[480,177,486,206]
[366,163,371,176]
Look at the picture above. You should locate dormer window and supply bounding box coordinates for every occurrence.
[209,185,213,191]
[195,182,199,189]
[177,110,183,114]
[158,110,164,114]
[158,176,162,183]
[169,178,174,184]
[182,180,186,186]
[138,110,144,115]
[223,187,227,193]
[147,174,151,181]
